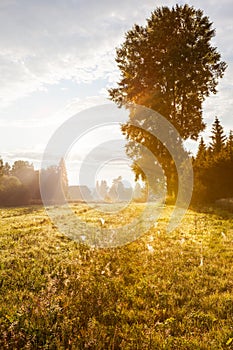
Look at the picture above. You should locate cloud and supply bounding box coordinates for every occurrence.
[63,95,109,116]
[0,118,50,128]
[0,94,110,129]
[0,0,165,107]
[0,0,231,108]
[9,0,232,105]
[0,149,44,168]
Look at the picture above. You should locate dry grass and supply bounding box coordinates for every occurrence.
[0,203,233,349]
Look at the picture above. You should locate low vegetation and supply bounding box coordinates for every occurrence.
[0,203,233,349]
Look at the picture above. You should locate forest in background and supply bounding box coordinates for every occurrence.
[0,117,232,207]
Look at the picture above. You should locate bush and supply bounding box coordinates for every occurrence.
[0,175,30,206]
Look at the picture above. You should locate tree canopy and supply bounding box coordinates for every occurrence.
[109,4,226,140]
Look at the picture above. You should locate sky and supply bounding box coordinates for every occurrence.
[0,0,233,186]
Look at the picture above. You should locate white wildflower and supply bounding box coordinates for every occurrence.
[221,232,226,240]
[99,218,105,226]
[147,244,154,253]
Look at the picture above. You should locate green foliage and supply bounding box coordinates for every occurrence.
[0,204,233,349]
[0,176,29,206]
[11,160,40,202]
[58,157,69,198]
[109,4,226,201]
[109,4,226,139]
[209,117,227,154]
[0,158,3,177]
[226,130,233,160]
[40,158,69,205]
[0,156,69,206]
[11,160,34,181]
[2,162,11,176]
[0,158,41,206]
[195,137,207,166]
[193,118,233,204]
[0,160,11,177]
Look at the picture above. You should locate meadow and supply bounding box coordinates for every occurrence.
[0,203,233,349]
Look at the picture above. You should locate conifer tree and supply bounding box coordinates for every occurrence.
[193,120,233,203]
[209,117,227,154]
[196,137,207,165]
[226,130,233,160]
[3,162,11,176]
[58,158,68,198]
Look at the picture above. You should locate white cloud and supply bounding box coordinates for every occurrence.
[0,0,231,109]
[0,0,164,107]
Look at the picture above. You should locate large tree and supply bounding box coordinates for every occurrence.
[109,4,226,196]
[109,4,226,139]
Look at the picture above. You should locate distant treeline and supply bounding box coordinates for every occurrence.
[0,160,40,206]
[1,117,233,207]
[0,158,68,206]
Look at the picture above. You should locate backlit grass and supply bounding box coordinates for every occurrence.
[0,204,233,349]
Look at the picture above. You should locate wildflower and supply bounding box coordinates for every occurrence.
[147,244,154,253]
